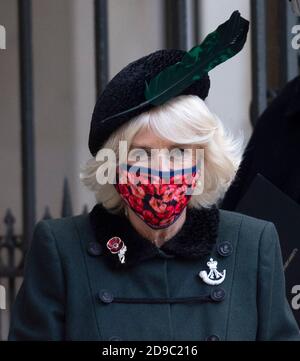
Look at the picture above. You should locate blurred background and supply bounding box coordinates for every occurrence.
[0,0,299,340]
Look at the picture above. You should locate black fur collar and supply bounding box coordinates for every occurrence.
[88,203,220,270]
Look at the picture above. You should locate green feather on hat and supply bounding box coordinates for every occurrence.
[100,10,249,123]
[144,10,249,106]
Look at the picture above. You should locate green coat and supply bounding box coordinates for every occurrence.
[8,204,300,341]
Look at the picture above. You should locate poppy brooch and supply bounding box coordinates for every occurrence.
[106,236,127,264]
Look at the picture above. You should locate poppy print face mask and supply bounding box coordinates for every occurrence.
[114,163,200,229]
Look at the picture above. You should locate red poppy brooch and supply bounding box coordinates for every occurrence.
[106,236,127,264]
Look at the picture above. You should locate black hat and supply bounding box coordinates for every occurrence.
[89,10,249,156]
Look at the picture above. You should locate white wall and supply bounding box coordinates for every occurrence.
[108,0,165,78]
[200,0,252,145]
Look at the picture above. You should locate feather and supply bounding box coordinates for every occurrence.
[144,10,250,106]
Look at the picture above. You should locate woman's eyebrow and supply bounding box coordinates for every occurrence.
[130,144,152,150]
[130,144,185,150]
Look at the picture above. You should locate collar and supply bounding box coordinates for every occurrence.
[88,203,220,270]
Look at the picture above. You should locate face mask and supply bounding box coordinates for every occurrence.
[114,163,200,229]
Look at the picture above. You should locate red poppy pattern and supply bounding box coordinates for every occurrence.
[106,236,124,254]
[114,165,200,229]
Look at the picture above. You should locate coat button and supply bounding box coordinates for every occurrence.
[109,336,123,341]
[87,241,103,256]
[98,289,114,304]
[210,288,226,302]
[206,334,220,341]
[217,241,233,257]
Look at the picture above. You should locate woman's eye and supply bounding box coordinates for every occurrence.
[172,148,186,157]
[129,149,150,160]
[174,148,186,153]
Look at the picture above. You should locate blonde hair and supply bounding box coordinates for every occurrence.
[80,94,244,214]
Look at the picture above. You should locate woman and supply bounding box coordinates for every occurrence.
[8,11,300,341]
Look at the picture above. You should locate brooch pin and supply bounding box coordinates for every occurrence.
[199,258,226,285]
[106,236,127,264]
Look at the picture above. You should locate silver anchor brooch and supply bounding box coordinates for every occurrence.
[106,236,127,264]
[199,258,226,285]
